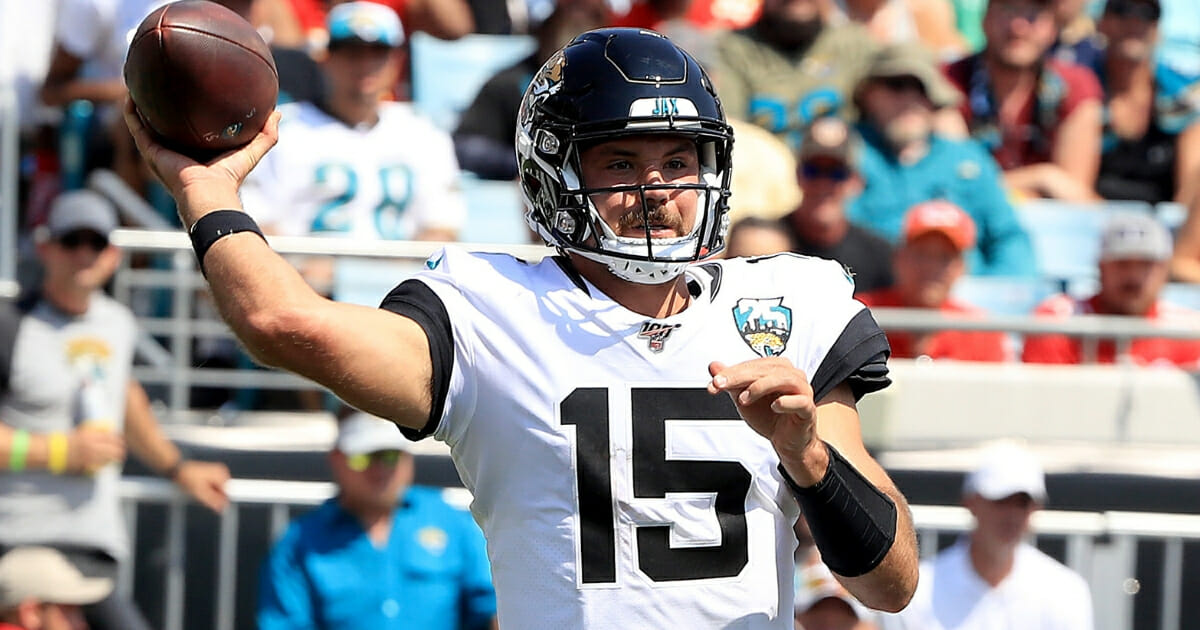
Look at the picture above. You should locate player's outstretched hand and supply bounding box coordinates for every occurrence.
[708,358,825,484]
[123,97,280,213]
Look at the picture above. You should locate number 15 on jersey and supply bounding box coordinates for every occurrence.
[561,386,759,586]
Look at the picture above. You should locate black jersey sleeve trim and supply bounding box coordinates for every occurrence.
[810,309,891,402]
[378,280,454,441]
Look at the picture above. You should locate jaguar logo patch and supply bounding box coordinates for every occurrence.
[732,298,792,357]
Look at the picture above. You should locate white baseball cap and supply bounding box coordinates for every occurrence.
[1099,212,1172,262]
[962,441,1047,503]
[335,412,413,455]
[0,547,113,609]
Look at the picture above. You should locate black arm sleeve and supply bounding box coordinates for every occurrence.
[378,280,454,440]
[809,308,891,402]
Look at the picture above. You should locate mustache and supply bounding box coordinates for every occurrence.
[617,205,685,235]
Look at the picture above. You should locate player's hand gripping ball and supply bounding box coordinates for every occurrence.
[123,0,278,161]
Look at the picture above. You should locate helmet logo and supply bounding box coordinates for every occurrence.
[531,50,566,98]
[732,298,793,357]
[536,129,560,155]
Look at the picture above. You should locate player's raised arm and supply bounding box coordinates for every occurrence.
[708,359,918,612]
[123,99,435,431]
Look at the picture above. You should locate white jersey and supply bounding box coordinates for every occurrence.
[380,247,891,630]
[881,539,1094,630]
[56,0,172,81]
[240,101,466,240]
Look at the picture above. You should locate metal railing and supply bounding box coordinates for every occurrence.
[119,476,1200,630]
[108,228,1200,415]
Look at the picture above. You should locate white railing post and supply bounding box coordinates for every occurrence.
[216,506,240,630]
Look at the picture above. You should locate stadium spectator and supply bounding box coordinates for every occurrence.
[945,0,1103,201]
[613,0,763,30]
[257,413,496,630]
[241,2,466,242]
[847,42,1036,277]
[127,26,920,627]
[825,0,967,59]
[1094,0,1200,205]
[288,0,474,48]
[951,0,989,53]
[1024,212,1200,366]
[724,216,795,258]
[793,518,879,630]
[880,441,1094,630]
[782,117,894,294]
[0,191,230,630]
[453,0,611,180]
[712,0,879,148]
[39,0,172,192]
[0,546,113,630]
[726,118,804,223]
[857,201,1013,361]
[1048,0,1103,76]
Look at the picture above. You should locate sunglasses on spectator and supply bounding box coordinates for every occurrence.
[57,230,110,251]
[1105,0,1160,21]
[801,162,852,182]
[345,449,404,472]
[875,75,927,96]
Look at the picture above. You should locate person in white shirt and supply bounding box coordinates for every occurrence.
[239,2,466,242]
[882,441,1094,630]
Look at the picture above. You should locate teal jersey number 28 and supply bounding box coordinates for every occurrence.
[311,163,414,239]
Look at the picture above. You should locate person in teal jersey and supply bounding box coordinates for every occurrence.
[845,43,1037,277]
[257,413,496,630]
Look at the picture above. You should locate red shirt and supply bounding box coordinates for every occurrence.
[613,0,762,30]
[944,55,1101,170]
[857,289,1012,362]
[1022,294,1200,367]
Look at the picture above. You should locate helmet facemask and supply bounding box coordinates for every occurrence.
[560,133,730,284]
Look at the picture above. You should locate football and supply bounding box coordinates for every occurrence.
[123,0,278,161]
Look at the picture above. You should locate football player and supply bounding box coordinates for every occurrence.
[125,27,918,629]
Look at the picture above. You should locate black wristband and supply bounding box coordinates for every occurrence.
[780,441,897,577]
[188,210,266,276]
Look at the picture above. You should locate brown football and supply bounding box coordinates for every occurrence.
[124,0,278,161]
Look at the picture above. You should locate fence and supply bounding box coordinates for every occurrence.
[108,228,1200,417]
[118,476,1200,630]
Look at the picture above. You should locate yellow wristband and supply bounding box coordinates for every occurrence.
[47,433,69,475]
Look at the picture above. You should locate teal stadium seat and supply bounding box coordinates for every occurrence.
[1015,199,1154,289]
[951,275,1061,315]
[458,176,529,245]
[409,32,536,133]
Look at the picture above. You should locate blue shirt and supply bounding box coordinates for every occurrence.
[847,128,1038,277]
[258,486,496,630]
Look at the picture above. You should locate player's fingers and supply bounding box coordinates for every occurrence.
[768,393,817,418]
[713,358,808,394]
[735,373,810,406]
[214,110,279,183]
[707,361,729,394]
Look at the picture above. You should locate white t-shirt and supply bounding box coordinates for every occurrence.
[240,100,467,240]
[55,0,171,80]
[381,248,892,629]
[881,539,1094,630]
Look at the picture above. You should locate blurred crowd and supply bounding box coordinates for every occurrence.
[5,2,1200,629]
[6,0,1200,382]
